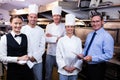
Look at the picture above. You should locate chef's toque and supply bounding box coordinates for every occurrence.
[65,14,75,26]
[28,4,38,14]
[52,6,62,15]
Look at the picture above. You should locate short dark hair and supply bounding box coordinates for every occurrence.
[10,15,23,23]
[91,12,103,20]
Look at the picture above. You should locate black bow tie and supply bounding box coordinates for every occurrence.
[15,34,22,37]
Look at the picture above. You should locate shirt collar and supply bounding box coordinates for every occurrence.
[53,22,62,26]
[27,24,37,29]
[11,31,21,37]
[95,27,104,34]
[65,34,75,39]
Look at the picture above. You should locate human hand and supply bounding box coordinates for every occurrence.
[68,66,76,73]
[17,55,29,61]
[29,56,36,62]
[63,66,71,72]
[84,56,92,62]
[46,33,52,37]
[63,66,76,73]
[17,55,29,65]
[77,54,84,59]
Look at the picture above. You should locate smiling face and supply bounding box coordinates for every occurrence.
[65,25,75,36]
[10,17,23,34]
[52,14,61,25]
[28,13,38,27]
[91,15,104,31]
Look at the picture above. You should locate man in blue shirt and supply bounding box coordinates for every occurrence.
[78,12,114,80]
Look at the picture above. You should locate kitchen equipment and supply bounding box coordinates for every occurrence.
[102,0,120,5]
[80,0,91,8]
[118,10,120,19]
[89,0,101,7]
[101,12,108,20]
[89,9,99,18]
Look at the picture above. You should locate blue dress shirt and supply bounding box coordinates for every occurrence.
[83,27,114,64]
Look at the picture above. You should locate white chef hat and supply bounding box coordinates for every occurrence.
[28,4,38,14]
[52,6,62,15]
[65,14,75,26]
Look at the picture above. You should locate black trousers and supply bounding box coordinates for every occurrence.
[7,64,34,80]
[85,62,106,80]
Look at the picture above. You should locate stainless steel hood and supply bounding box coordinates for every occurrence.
[59,1,89,19]
[39,1,89,19]
[10,0,89,21]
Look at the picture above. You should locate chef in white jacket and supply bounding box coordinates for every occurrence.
[45,6,65,80]
[21,4,45,80]
[56,14,83,80]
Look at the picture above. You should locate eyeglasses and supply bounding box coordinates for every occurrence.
[91,20,101,23]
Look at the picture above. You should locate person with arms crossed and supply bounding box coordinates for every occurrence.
[45,6,65,80]
[56,14,83,80]
[78,12,114,80]
[21,4,45,80]
[0,15,34,80]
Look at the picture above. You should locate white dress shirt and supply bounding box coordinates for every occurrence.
[21,25,45,67]
[45,22,65,56]
[0,31,21,63]
[56,35,83,75]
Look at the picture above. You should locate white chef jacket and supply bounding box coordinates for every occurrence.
[45,22,65,56]
[0,31,21,63]
[21,25,45,66]
[56,35,83,75]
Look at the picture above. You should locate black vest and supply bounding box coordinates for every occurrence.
[6,33,27,70]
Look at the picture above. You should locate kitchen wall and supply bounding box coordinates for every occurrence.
[75,22,120,44]
[0,9,10,22]
[97,7,120,20]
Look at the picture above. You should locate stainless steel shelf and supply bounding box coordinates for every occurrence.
[80,5,120,11]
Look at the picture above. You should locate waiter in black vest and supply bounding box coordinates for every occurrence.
[78,13,114,80]
[0,15,34,80]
